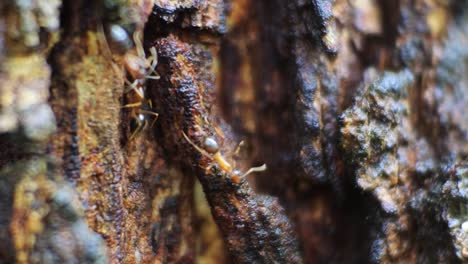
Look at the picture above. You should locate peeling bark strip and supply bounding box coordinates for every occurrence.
[291,39,339,186]
[47,0,164,263]
[48,25,127,264]
[0,0,109,263]
[150,35,302,263]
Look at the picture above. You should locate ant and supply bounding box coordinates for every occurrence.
[182,131,267,183]
[120,30,160,140]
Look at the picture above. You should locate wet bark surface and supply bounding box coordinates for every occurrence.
[0,0,466,263]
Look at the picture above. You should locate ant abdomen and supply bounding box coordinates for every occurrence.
[106,24,133,54]
[203,137,219,153]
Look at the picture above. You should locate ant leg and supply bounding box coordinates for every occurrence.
[122,102,142,108]
[133,31,145,59]
[213,126,226,147]
[129,119,145,140]
[124,81,145,100]
[145,47,160,80]
[233,141,245,156]
[145,75,160,80]
[148,47,158,71]
[141,119,148,132]
[124,79,138,87]
[124,79,140,91]
[130,117,152,140]
[214,126,225,140]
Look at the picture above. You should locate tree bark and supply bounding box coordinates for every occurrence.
[0,0,466,263]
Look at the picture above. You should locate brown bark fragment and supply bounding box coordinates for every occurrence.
[0,0,466,263]
[149,34,302,263]
[47,0,195,262]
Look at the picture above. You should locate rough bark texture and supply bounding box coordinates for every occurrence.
[0,0,466,263]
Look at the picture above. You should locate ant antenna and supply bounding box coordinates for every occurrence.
[240,164,267,178]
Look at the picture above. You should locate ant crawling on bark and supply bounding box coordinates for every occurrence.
[120,30,159,139]
[182,131,267,183]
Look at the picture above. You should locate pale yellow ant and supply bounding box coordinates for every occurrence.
[120,30,160,139]
[98,24,160,140]
[182,131,267,183]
